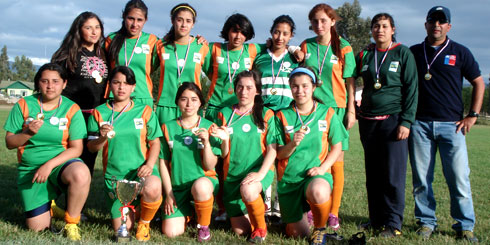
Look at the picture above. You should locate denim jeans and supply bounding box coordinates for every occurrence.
[408,120,475,231]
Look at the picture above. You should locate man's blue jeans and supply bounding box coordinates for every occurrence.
[409,120,475,231]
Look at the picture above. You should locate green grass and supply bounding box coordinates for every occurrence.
[0,107,489,244]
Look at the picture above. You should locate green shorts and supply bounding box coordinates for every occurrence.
[333,107,349,151]
[277,173,333,224]
[155,105,181,125]
[18,158,81,213]
[104,166,161,219]
[163,176,219,219]
[223,170,274,217]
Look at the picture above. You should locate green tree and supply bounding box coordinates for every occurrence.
[12,55,36,82]
[0,45,12,80]
[336,0,372,55]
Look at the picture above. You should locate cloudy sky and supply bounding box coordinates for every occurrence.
[1,0,489,83]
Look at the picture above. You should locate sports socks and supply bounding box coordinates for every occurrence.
[244,196,266,230]
[195,196,214,226]
[139,196,163,223]
[330,161,344,216]
[308,199,331,228]
[64,211,80,224]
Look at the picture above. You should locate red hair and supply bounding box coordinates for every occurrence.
[308,3,343,63]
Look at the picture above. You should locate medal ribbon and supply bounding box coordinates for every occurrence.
[227,105,253,127]
[271,50,286,87]
[294,101,317,129]
[226,45,245,85]
[175,37,192,79]
[374,42,393,83]
[316,41,331,79]
[179,116,202,130]
[110,100,132,126]
[39,96,62,120]
[423,39,450,74]
[124,32,142,67]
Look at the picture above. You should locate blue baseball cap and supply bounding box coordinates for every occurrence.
[427,6,451,23]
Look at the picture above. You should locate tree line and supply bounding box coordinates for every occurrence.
[0,45,36,83]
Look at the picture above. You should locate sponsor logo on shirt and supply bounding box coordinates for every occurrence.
[217,56,224,64]
[193,53,202,63]
[168,140,173,149]
[361,65,369,72]
[59,118,68,130]
[227,127,234,135]
[444,55,456,66]
[142,44,150,54]
[330,55,339,64]
[162,53,170,60]
[244,58,251,69]
[285,125,294,134]
[134,118,144,129]
[318,120,328,132]
[389,61,400,72]
[306,53,311,59]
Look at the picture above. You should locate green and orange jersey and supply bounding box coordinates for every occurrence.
[160,117,221,190]
[216,106,277,182]
[3,94,87,171]
[155,38,210,107]
[300,37,356,108]
[202,42,265,108]
[87,101,162,179]
[105,32,159,100]
[275,102,347,183]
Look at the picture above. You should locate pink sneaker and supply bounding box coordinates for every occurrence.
[328,213,340,231]
[197,224,211,242]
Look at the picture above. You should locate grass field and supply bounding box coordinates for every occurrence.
[0,107,489,244]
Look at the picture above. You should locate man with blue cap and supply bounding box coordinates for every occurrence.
[409,6,484,242]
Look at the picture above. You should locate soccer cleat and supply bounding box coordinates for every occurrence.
[64,223,81,241]
[457,230,479,243]
[310,227,327,245]
[379,226,402,238]
[197,224,211,242]
[135,222,151,241]
[327,213,340,231]
[247,228,267,243]
[416,226,433,240]
[50,200,65,220]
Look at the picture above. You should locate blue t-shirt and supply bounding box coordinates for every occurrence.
[410,37,481,121]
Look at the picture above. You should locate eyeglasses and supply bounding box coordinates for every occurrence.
[427,18,449,24]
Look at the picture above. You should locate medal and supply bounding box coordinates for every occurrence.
[197,138,204,149]
[374,42,393,90]
[318,80,323,86]
[184,136,193,145]
[191,127,199,134]
[374,79,382,89]
[424,72,432,80]
[226,45,245,94]
[228,87,234,94]
[316,40,331,86]
[95,75,103,83]
[423,39,450,82]
[270,88,277,95]
[295,101,317,136]
[301,125,309,131]
[25,117,34,125]
[92,70,102,83]
[107,130,116,139]
[36,113,45,120]
[50,117,59,125]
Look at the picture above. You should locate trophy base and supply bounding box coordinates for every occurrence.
[115,235,131,243]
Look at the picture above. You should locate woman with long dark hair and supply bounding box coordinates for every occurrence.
[52,11,108,175]
[106,0,158,108]
[4,63,91,241]
[300,3,357,230]
[155,3,209,123]
[355,13,417,237]
[210,70,276,243]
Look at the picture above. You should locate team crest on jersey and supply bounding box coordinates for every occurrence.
[361,65,369,72]
[306,53,311,59]
[58,118,68,130]
[244,58,251,69]
[217,56,224,64]
[168,140,174,149]
[330,55,339,64]
[389,61,400,72]
[142,44,150,54]
[282,62,293,73]
[318,120,328,132]
[134,118,144,129]
[242,123,251,132]
[444,55,456,66]
[184,136,193,145]
[227,127,234,135]
[285,125,294,133]
[162,53,170,60]
[134,47,142,54]
[193,53,202,63]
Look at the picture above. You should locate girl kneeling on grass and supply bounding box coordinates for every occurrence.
[159,82,221,242]
[275,67,347,245]
[211,70,277,243]
[87,66,163,241]
[4,63,91,241]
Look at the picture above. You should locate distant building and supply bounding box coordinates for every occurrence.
[0,80,34,98]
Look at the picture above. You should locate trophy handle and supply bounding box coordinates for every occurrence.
[111,176,117,191]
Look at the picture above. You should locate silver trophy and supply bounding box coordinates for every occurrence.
[111,176,145,242]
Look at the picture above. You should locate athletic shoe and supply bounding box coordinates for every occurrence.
[64,223,81,241]
[247,228,267,243]
[457,230,479,243]
[50,200,65,220]
[327,213,340,231]
[379,226,402,238]
[309,227,327,245]
[214,212,227,222]
[358,221,372,231]
[416,226,433,240]
[197,224,211,242]
[135,222,150,241]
